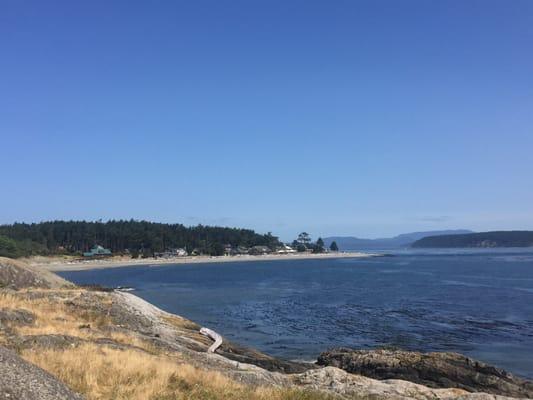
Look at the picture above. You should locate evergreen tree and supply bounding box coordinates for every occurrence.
[297,232,311,246]
[330,241,339,251]
[314,237,325,253]
[296,244,307,252]
[0,235,20,258]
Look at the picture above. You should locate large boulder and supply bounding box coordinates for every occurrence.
[317,348,533,398]
[0,345,84,399]
[0,257,74,290]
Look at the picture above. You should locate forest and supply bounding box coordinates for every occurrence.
[0,220,281,258]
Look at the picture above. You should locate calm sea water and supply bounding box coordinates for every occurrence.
[59,249,533,378]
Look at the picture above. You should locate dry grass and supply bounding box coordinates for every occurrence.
[1,289,106,337]
[1,289,337,400]
[23,344,335,400]
[0,290,155,353]
[1,290,82,336]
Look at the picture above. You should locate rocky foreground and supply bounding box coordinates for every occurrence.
[1,256,532,400]
[318,349,533,399]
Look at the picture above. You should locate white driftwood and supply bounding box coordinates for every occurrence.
[199,327,223,353]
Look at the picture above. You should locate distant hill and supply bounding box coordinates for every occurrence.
[412,231,533,248]
[323,230,473,250]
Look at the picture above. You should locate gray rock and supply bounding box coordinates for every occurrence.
[15,334,84,350]
[0,308,35,325]
[0,345,84,400]
[317,348,533,398]
[295,366,521,400]
[0,257,74,290]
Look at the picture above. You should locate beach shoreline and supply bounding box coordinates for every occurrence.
[31,251,377,272]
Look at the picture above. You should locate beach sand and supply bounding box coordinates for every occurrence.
[29,251,375,272]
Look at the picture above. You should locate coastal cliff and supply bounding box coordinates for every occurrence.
[1,257,531,400]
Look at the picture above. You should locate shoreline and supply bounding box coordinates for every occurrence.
[2,256,532,399]
[32,251,377,272]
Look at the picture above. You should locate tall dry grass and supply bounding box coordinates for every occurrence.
[0,290,155,352]
[23,344,336,400]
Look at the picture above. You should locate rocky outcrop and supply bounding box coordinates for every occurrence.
[0,257,74,290]
[14,334,85,350]
[0,345,84,399]
[317,348,533,398]
[0,308,35,325]
[111,291,314,374]
[294,366,524,400]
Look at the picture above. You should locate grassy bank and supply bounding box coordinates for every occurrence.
[23,344,333,400]
[0,288,336,400]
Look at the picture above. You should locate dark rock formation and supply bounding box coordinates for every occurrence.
[0,345,84,399]
[317,348,533,398]
[217,338,314,374]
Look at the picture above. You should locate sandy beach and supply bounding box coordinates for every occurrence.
[30,251,375,272]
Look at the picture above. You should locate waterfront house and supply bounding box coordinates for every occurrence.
[231,246,249,255]
[154,248,187,258]
[83,245,112,257]
[276,244,296,254]
[249,245,272,255]
[223,244,233,256]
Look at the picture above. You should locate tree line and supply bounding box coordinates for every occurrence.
[0,220,281,258]
[292,232,338,253]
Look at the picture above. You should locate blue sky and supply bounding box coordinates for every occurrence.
[1,0,532,241]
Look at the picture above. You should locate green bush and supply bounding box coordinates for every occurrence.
[0,235,21,258]
[0,235,48,258]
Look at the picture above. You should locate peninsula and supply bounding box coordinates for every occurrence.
[412,231,533,248]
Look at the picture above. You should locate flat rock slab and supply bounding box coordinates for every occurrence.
[317,348,533,398]
[0,345,84,400]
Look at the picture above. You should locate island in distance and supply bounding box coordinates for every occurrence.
[412,230,533,248]
[323,230,473,250]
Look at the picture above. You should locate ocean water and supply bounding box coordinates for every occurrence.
[59,249,533,378]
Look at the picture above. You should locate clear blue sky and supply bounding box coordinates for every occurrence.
[1,1,532,241]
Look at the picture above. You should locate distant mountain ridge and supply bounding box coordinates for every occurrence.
[412,231,533,248]
[323,230,473,250]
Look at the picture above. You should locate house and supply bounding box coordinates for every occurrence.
[83,245,112,257]
[276,244,296,254]
[231,246,249,255]
[176,248,187,256]
[249,245,272,255]
[223,244,233,256]
[154,248,187,258]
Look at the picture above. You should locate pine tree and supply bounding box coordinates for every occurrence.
[314,237,325,253]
